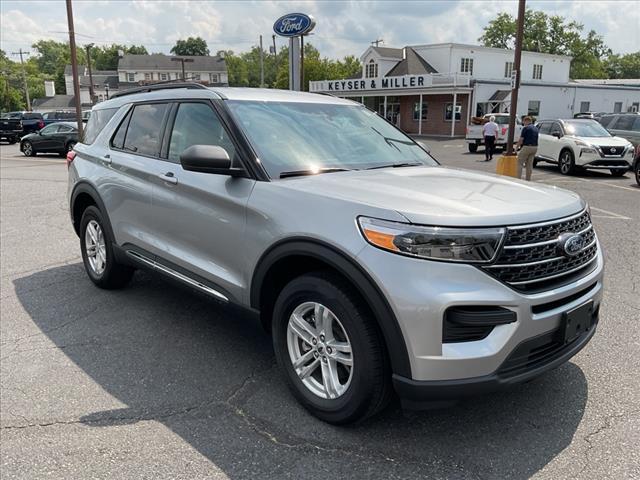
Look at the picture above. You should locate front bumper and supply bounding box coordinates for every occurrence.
[356,240,604,393]
[577,148,633,170]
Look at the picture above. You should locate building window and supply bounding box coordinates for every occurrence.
[613,102,622,113]
[127,73,135,82]
[209,73,218,83]
[533,64,543,80]
[193,73,201,81]
[413,102,428,121]
[144,73,151,81]
[528,100,541,116]
[580,101,590,113]
[160,73,168,81]
[460,58,473,75]
[444,103,462,121]
[504,61,514,78]
[365,60,378,79]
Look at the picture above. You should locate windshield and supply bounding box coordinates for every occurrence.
[564,121,611,137]
[226,101,437,178]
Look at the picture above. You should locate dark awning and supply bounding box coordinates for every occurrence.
[489,90,511,101]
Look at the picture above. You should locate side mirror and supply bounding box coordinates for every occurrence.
[416,140,431,154]
[552,132,562,139]
[180,144,245,176]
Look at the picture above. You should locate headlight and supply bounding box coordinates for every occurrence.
[574,140,592,147]
[358,217,505,263]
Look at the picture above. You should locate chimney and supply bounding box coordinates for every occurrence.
[44,80,56,97]
[402,47,406,59]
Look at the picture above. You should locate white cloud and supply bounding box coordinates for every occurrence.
[1,0,637,61]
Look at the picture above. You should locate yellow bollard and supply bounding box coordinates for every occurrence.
[496,154,519,178]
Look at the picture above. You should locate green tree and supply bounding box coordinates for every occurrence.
[479,9,611,78]
[170,37,209,56]
[604,52,640,79]
[90,44,148,71]
[31,39,87,93]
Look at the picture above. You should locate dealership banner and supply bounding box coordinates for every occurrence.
[310,74,433,93]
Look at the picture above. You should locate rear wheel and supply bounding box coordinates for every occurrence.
[468,143,478,153]
[635,162,640,186]
[80,206,134,289]
[8,137,17,145]
[272,271,391,424]
[559,149,575,175]
[21,140,35,157]
[609,169,627,177]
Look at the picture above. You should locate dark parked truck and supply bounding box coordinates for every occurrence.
[0,114,23,144]
[42,111,78,126]
[1,111,45,138]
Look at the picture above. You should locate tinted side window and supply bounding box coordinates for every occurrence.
[23,113,43,120]
[632,117,640,132]
[58,125,74,133]
[124,103,169,157]
[40,124,60,134]
[538,122,551,134]
[168,103,236,163]
[613,115,635,131]
[598,115,615,128]
[111,109,132,150]
[550,122,562,135]
[83,107,118,145]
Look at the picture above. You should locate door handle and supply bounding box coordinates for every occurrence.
[159,172,178,185]
[103,154,112,165]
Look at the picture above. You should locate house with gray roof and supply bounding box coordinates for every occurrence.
[117,54,228,88]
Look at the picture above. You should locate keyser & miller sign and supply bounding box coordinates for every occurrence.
[314,74,433,92]
[273,13,316,37]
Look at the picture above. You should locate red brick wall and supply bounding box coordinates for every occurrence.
[399,94,468,136]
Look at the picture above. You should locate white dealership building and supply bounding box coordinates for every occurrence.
[309,43,640,137]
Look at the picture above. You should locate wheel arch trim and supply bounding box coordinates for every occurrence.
[250,237,412,377]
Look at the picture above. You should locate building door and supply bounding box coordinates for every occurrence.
[379,97,401,126]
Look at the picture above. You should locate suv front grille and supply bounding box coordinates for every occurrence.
[482,210,598,293]
[598,146,625,157]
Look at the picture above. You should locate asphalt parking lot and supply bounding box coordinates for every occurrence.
[1,139,638,479]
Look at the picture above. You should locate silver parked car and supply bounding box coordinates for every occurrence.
[68,84,604,424]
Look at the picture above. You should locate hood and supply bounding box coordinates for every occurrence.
[571,135,632,147]
[275,166,584,227]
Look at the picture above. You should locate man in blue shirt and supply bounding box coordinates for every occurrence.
[517,116,539,180]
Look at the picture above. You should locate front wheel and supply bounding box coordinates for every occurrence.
[559,150,575,175]
[272,272,391,424]
[21,140,35,157]
[80,206,134,289]
[609,169,627,177]
[635,162,640,186]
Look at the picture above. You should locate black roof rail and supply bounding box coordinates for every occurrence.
[110,82,210,99]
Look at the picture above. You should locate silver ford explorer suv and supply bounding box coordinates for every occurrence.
[68,84,604,424]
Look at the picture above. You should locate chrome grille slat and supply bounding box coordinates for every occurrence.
[481,209,598,292]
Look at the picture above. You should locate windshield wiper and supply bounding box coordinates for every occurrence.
[279,167,351,178]
[365,162,422,170]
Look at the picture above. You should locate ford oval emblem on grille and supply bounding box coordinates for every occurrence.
[558,233,585,257]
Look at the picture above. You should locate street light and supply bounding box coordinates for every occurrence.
[171,57,194,81]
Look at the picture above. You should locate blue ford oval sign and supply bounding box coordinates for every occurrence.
[273,13,316,37]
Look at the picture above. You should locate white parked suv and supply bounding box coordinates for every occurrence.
[535,118,634,176]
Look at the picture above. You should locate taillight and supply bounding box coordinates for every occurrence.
[66,150,76,168]
[38,120,45,129]
[501,127,507,135]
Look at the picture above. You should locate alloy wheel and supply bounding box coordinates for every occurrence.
[85,220,107,275]
[22,142,32,156]
[560,152,572,174]
[286,302,354,400]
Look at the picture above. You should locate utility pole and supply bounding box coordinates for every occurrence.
[171,57,194,81]
[506,0,525,156]
[65,0,83,138]
[300,34,305,91]
[85,44,95,105]
[259,35,265,88]
[11,49,30,111]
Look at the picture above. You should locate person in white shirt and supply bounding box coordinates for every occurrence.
[482,116,499,161]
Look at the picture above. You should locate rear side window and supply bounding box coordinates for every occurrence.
[167,102,236,163]
[83,107,118,145]
[537,122,551,134]
[613,115,635,131]
[123,103,169,157]
[598,115,615,128]
[58,125,74,133]
[633,117,640,132]
[23,113,42,120]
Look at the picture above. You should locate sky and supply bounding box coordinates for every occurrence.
[1,0,639,62]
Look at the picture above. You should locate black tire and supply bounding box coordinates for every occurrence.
[80,205,134,289]
[21,140,36,157]
[558,149,575,175]
[635,162,640,187]
[8,137,17,145]
[272,271,391,424]
[533,158,539,168]
[609,169,627,177]
[468,143,478,153]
